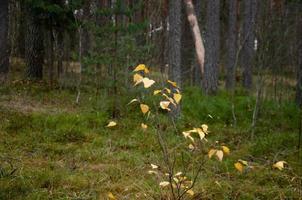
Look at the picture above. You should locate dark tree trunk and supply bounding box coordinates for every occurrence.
[225,0,238,90]
[168,0,182,117]
[296,15,302,107]
[203,0,220,95]
[241,0,257,90]
[0,0,10,82]
[25,6,44,80]
[168,0,182,87]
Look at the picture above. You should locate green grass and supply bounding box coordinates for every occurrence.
[0,83,301,200]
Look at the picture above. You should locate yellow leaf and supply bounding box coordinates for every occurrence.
[273,161,287,171]
[175,172,182,176]
[164,88,171,94]
[148,170,158,175]
[208,149,217,158]
[140,104,149,114]
[153,90,161,95]
[182,131,195,142]
[234,162,244,173]
[141,123,148,130]
[173,93,182,104]
[159,181,170,187]
[222,146,230,155]
[238,159,248,166]
[133,73,143,84]
[108,192,116,200]
[151,164,158,169]
[201,124,208,134]
[160,101,171,111]
[173,177,179,183]
[186,189,194,196]
[167,80,178,87]
[127,99,138,105]
[142,78,155,88]
[216,150,224,161]
[188,144,195,150]
[162,94,176,106]
[133,64,148,72]
[106,121,117,127]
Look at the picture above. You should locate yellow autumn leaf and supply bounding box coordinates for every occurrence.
[160,101,171,111]
[208,149,217,158]
[175,172,182,176]
[148,170,158,175]
[141,123,148,130]
[133,73,143,84]
[273,161,287,171]
[159,181,170,187]
[142,78,155,88]
[173,93,182,104]
[234,162,244,173]
[216,150,224,161]
[188,144,195,150]
[164,88,171,94]
[108,192,116,200]
[167,80,178,87]
[127,98,138,105]
[151,164,158,169]
[140,104,149,114]
[222,146,230,155]
[201,124,208,134]
[182,131,195,142]
[162,94,176,106]
[133,64,150,73]
[153,90,161,95]
[238,159,248,166]
[186,189,194,196]
[106,121,117,127]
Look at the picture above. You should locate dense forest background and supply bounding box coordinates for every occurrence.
[1,0,302,199]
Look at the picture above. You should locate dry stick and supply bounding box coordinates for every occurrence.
[76,25,82,104]
[251,74,264,139]
[229,28,252,127]
[152,101,176,199]
[183,0,205,78]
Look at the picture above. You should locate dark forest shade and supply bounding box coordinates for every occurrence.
[25,6,44,80]
[0,0,9,82]
[203,0,220,95]
[226,0,238,90]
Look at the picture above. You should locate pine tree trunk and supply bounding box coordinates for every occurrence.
[241,0,257,90]
[168,0,182,117]
[226,0,238,90]
[296,15,302,107]
[25,6,44,80]
[0,0,9,83]
[203,0,220,95]
[168,0,182,86]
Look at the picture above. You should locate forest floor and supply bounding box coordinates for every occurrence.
[0,80,302,200]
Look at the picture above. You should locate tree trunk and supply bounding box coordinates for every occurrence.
[25,6,44,80]
[203,0,220,95]
[0,0,9,83]
[168,0,182,117]
[296,15,302,107]
[183,0,205,80]
[225,0,238,90]
[193,0,203,86]
[241,0,257,90]
[168,0,182,86]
